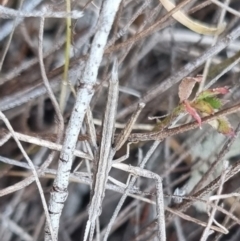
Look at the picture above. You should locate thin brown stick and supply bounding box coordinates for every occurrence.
[128,103,240,142]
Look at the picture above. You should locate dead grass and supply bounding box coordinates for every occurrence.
[0,0,240,240]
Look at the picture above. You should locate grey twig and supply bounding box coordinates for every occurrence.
[0,0,43,41]
[114,102,145,151]
[45,1,122,240]
[103,141,161,240]
[84,59,119,241]
[0,111,55,241]
[112,163,166,241]
[0,5,83,19]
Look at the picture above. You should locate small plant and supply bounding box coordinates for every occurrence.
[155,76,234,137]
[180,76,234,136]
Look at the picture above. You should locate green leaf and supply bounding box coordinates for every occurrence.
[204,97,222,109]
[197,90,216,99]
[196,87,229,100]
[217,117,234,136]
[209,117,235,136]
[191,99,214,115]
